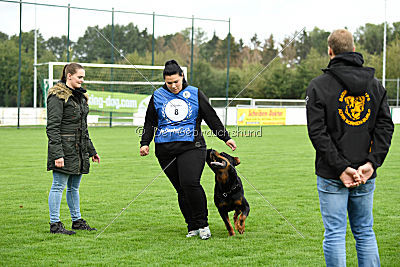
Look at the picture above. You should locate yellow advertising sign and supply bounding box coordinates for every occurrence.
[237,108,286,125]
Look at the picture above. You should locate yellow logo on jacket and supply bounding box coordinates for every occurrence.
[338,90,370,126]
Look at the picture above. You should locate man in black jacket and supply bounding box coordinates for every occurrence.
[306,29,394,267]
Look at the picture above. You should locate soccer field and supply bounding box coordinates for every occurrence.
[0,125,398,265]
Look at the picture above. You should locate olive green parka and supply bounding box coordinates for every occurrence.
[46,82,97,174]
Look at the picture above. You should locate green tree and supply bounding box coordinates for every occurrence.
[385,39,400,100]
[0,36,33,106]
[355,23,386,55]
[250,33,261,50]
[356,47,382,77]
[249,33,262,63]
[386,39,400,78]
[261,34,278,65]
[181,27,207,46]
[266,61,296,98]
[199,33,220,64]
[392,22,400,40]
[280,35,297,67]
[74,23,151,62]
[238,59,297,99]
[295,48,329,98]
[192,60,225,97]
[0,30,56,107]
[214,34,242,68]
[309,27,330,56]
[45,35,72,61]
[236,62,265,98]
[0,31,8,41]
[295,29,311,62]
[9,30,46,58]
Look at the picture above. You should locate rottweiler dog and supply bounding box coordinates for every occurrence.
[206,149,250,236]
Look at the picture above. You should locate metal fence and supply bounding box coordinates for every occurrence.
[383,78,400,107]
[0,0,231,127]
[1,1,399,127]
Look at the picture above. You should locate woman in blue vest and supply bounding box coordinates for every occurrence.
[140,60,236,240]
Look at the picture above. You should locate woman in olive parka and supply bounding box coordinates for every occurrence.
[46,63,100,235]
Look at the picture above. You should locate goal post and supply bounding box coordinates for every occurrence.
[36,62,187,126]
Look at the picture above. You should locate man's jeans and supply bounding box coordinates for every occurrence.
[49,171,82,223]
[317,176,380,267]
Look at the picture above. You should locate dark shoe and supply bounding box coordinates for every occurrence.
[50,222,76,235]
[72,218,97,231]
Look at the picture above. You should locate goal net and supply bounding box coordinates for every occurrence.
[37,62,187,126]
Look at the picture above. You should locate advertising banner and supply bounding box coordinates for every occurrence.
[237,108,286,125]
[87,90,150,113]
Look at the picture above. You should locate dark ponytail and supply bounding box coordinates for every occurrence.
[163,60,187,84]
[60,63,84,83]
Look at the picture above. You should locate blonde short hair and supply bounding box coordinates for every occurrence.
[327,29,354,55]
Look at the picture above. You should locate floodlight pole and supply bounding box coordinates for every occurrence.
[34,0,37,109]
[17,0,22,129]
[224,18,231,127]
[151,12,155,78]
[190,15,194,84]
[152,12,155,67]
[382,0,387,88]
[110,7,114,128]
[67,3,70,62]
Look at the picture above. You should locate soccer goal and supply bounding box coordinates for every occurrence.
[36,62,187,126]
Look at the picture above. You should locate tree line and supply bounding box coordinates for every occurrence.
[0,22,399,107]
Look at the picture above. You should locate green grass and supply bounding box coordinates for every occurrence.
[0,125,399,266]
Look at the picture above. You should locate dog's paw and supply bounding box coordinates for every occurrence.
[237,224,245,234]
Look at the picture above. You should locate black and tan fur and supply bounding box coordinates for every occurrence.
[206,149,250,236]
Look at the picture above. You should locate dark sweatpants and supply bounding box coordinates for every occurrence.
[157,148,208,231]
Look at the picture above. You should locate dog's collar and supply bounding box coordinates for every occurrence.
[221,183,241,198]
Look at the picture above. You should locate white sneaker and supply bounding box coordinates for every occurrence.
[199,226,211,240]
[186,229,199,238]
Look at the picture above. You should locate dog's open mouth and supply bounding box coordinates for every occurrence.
[210,152,227,168]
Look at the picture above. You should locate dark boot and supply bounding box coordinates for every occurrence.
[50,222,76,235]
[72,218,97,231]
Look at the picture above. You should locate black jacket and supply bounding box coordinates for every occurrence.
[306,52,394,179]
[140,83,231,158]
[46,82,97,174]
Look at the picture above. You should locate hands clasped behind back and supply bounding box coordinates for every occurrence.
[340,162,374,188]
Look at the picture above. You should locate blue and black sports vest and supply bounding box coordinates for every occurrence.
[153,86,199,143]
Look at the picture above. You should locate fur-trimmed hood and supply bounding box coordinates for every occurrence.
[48,82,88,102]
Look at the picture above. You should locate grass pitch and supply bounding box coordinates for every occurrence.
[0,125,398,265]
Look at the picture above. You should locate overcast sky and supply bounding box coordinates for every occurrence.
[0,0,399,46]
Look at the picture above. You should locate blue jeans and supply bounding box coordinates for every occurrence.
[48,171,82,223]
[317,176,380,267]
